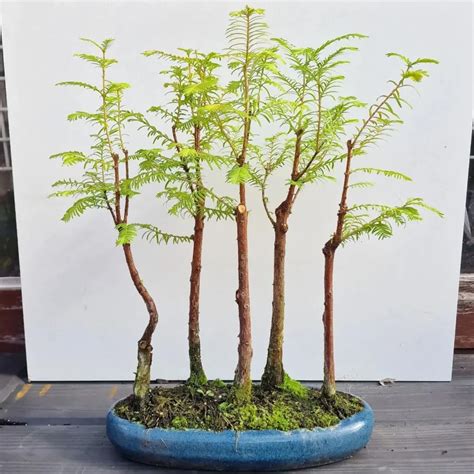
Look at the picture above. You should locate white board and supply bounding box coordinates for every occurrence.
[2,1,471,381]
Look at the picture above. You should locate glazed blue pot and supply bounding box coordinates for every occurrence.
[107,398,374,471]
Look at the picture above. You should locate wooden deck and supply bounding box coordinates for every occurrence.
[0,353,472,473]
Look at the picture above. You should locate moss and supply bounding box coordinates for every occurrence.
[133,344,152,402]
[279,373,309,398]
[114,381,363,432]
[231,379,253,405]
[171,416,189,429]
[188,343,207,387]
[187,369,208,387]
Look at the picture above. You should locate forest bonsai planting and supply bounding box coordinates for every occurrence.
[51,5,440,469]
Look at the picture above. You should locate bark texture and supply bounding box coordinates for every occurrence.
[122,243,159,402]
[321,139,353,399]
[232,8,254,402]
[322,244,336,398]
[233,199,253,401]
[262,131,302,389]
[188,214,207,385]
[262,206,290,388]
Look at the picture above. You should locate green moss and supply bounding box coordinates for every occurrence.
[231,379,252,405]
[171,416,189,429]
[114,381,363,432]
[187,369,208,387]
[279,373,309,398]
[188,344,207,387]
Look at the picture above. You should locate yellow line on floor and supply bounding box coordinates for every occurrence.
[15,384,32,400]
[108,385,118,399]
[38,384,52,397]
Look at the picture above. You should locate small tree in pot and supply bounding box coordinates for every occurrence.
[50,38,190,406]
[51,7,441,471]
[134,48,235,386]
[249,34,368,389]
[320,54,441,399]
[219,6,280,402]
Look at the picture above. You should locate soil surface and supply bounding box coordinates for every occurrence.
[114,379,363,431]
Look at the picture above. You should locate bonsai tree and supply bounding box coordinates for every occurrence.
[250,34,367,389]
[134,48,235,386]
[320,53,441,399]
[211,6,280,401]
[51,12,440,469]
[50,38,189,405]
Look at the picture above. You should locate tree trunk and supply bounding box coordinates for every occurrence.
[322,242,336,399]
[262,207,289,388]
[233,198,253,402]
[122,243,159,404]
[188,214,207,385]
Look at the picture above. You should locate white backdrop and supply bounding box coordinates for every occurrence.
[2,1,471,381]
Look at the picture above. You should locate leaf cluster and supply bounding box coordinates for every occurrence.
[51,38,193,246]
[51,10,441,251]
[342,197,443,243]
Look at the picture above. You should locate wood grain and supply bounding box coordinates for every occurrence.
[456,274,474,348]
[0,354,472,473]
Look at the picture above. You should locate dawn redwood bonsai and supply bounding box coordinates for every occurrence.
[320,53,441,399]
[52,6,441,470]
[134,48,235,386]
[50,38,189,405]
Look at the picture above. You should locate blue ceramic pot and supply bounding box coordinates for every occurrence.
[107,398,374,471]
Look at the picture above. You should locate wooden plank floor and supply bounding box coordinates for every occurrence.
[0,353,472,473]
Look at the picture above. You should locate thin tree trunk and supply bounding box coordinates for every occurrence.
[321,139,353,399]
[188,213,207,385]
[232,8,254,402]
[262,207,289,388]
[122,243,158,403]
[234,193,253,402]
[322,243,336,398]
[261,131,302,389]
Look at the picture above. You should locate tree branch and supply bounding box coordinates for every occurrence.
[172,124,196,195]
[112,152,122,223]
[332,139,353,247]
[123,149,130,223]
[352,77,404,148]
[103,191,117,225]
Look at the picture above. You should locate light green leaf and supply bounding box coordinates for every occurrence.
[227,164,252,184]
[115,223,137,246]
[56,81,100,93]
[351,168,412,181]
[403,69,429,82]
[50,151,87,166]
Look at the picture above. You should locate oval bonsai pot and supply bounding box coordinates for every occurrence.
[106,398,374,471]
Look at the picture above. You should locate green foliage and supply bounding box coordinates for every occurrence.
[333,53,441,246]
[247,29,368,221]
[138,224,193,245]
[227,164,252,184]
[350,168,412,181]
[115,223,137,245]
[60,196,105,222]
[51,38,190,247]
[140,46,236,222]
[351,53,438,152]
[211,5,280,171]
[342,198,443,243]
[50,151,88,167]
